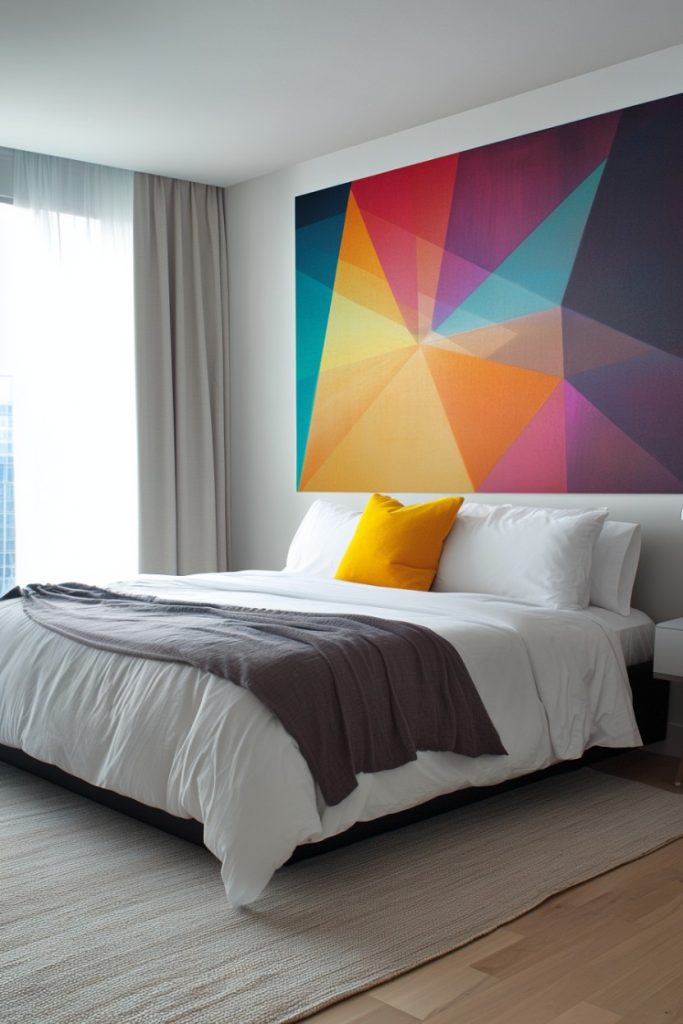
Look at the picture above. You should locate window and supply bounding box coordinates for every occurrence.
[0,376,15,593]
[0,167,137,589]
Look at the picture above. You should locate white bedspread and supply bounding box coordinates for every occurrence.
[0,571,641,905]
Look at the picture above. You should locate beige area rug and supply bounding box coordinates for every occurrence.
[3,762,683,1024]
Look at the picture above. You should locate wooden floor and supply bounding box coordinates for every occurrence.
[307,752,683,1024]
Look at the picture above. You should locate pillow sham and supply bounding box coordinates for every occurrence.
[283,499,360,577]
[589,521,641,616]
[433,502,608,610]
[335,493,463,591]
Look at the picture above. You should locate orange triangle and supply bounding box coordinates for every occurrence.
[480,382,567,491]
[329,192,417,343]
[337,192,386,279]
[423,346,560,488]
[303,349,473,492]
[299,346,415,489]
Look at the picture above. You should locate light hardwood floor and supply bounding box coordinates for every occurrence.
[307,752,683,1024]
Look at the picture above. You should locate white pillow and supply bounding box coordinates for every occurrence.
[589,521,641,617]
[283,500,360,577]
[433,502,608,610]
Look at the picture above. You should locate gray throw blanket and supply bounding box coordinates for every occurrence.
[17,582,506,805]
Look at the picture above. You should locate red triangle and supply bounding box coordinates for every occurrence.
[353,154,458,245]
[359,209,419,337]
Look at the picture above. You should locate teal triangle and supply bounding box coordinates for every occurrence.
[296,208,347,483]
[435,161,606,337]
[296,372,318,486]
[434,275,557,337]
[296,270,335,482]
[296,213,346,288]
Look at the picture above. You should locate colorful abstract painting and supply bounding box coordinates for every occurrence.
[296,93,683,493]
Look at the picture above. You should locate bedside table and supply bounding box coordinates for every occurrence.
[653,618,683,787]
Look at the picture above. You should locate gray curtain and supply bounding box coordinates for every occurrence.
[134,174,230,575]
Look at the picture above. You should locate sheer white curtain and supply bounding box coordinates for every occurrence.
[1,151,136,584]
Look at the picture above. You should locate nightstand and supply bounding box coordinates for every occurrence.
[653,618,683,787]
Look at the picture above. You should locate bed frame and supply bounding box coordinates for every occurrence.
[0,661,668,863]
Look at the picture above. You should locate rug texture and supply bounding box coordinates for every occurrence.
[2,761,683,1024]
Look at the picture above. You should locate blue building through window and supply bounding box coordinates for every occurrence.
[0,379,16,594]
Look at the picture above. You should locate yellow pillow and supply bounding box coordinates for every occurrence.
[335,493,463,591]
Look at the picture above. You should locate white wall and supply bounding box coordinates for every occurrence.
[226,47,683,749]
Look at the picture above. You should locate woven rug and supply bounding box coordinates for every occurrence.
[3,761,683,1024]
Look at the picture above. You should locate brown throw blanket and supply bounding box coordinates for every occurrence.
[17,582,506,805]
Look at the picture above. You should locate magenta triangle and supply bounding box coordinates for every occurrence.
[480,384,567,492]
[564,384,682,492]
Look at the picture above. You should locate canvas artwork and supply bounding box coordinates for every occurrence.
[295,93,682,493]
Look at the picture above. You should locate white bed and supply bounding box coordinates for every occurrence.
[586,605,655,666]
[0,569,642,906]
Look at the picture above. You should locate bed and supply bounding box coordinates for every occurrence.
[0,500,666,906]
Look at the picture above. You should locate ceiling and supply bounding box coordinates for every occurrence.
[1,0,682,187]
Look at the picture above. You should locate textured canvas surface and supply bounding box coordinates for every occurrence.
[296,93,683,493]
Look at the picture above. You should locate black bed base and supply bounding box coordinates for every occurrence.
[0,661,669,864]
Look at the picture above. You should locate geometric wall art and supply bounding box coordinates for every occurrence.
[295,93,683,493]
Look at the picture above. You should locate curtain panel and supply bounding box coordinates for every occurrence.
[134,174,230,575]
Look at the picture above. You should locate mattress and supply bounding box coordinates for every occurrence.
[587,606,655,666]
[0,570,642,906]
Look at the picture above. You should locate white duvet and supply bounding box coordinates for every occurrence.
[0,571,641,905]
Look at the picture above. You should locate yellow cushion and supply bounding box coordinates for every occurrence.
[335,493,463,591]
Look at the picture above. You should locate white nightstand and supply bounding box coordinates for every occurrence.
[653,618,683,787]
